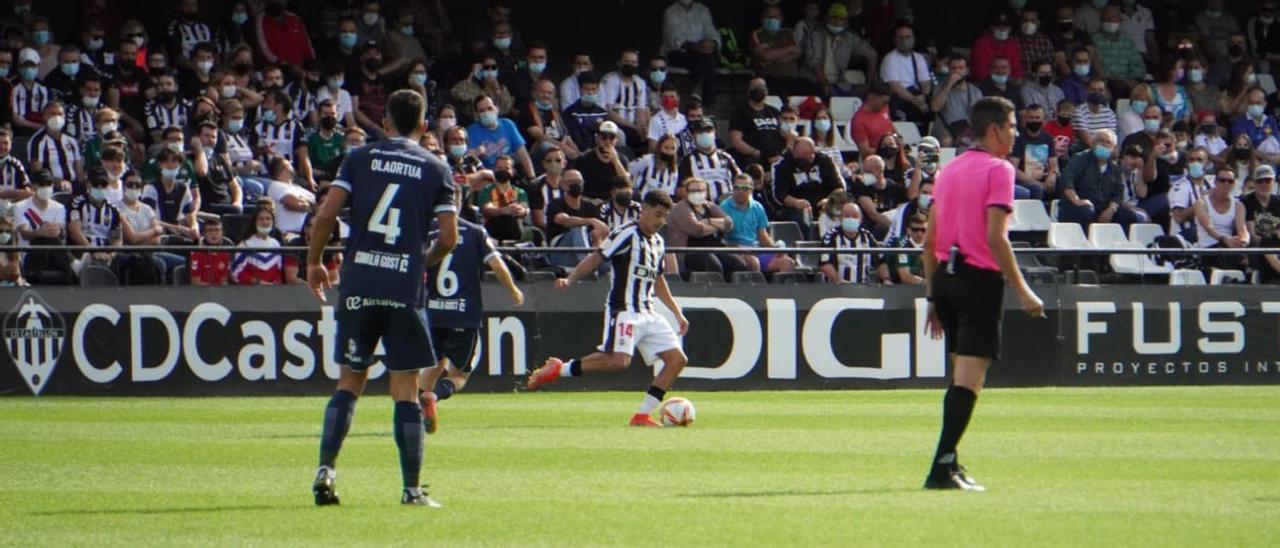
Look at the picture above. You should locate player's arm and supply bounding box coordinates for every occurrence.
[485,254,525,306]
[562,251,604,287]
[425,212,458,266]
[305,184,347,302]
[654,273,688,335]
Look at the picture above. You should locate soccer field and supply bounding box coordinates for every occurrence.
[2,388,1278,546]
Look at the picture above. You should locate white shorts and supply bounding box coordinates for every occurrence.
[597,310,682,365]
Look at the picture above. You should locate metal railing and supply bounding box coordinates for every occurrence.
[1,245,1280,256]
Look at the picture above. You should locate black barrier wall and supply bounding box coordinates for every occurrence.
[1,284,1279,396]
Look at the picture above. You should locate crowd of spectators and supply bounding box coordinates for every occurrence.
[0,0,1279,287]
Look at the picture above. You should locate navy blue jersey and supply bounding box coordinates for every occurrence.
[425,219,499,328]
[334,136,457,303]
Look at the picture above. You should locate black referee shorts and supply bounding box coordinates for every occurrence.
[931,262,1005,360]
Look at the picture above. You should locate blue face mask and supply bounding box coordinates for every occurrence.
[529,61,546,74]
[1248,104,1267,119]
[60,62,79,77]
[535,99,554,110]
[482,69,499,81]
[89,188,107,202]
[228,119,244,132]
[449,144,467,158]
[580,93,600,106]
[1187,161,1205,179]
[650,69,667,86]
[0,67,9,78]
[763,18,782,33]
[1093,145,1113,160]
[841,218,860,232]
[232,12,249,25]
[1073,63,1091,77]
[1130,100,1148,113]
[1143,119,1161,132]
[400,25,414,36]
[411,72,427,86]
[479,111,498,127]
[32,30,50,46]
[991,74,1009,85]
[20,67,36,81]
[339,32,357,48]
[695,132,715,149]
[814,119,832,133]
[494,37,512,50]
[161,166,181,180]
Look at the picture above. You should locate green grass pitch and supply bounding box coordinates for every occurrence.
[2,387,1278,546]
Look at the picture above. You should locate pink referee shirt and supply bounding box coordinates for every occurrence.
[931,149,1016,272]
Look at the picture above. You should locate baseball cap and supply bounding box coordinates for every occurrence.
[598,121,620,135]
[1255,164,1276,180]
[689,118,715,132]
[18,48,39,66]
[828,4,848,19]
[918,136,941,153]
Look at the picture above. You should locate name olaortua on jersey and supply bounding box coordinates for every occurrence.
[424,219,500,328]
[333,136,457,304]
[599,221,665,315]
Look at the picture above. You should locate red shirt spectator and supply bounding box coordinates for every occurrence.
[970,33,1024,81]
[1043,116,1076,158]
[852,85,895,158]
[190,246,231,285]
[255,4,315,68]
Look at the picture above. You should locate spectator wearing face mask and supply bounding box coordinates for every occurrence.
[1072,78,1118,149]
[888,179,934,245]
[646,83,686,152]
[772,137,842,238]
[1043,99,1078,159]
[819,202,887,285]
[970,12,1024,82]
[977,57,1022,111]
[1230,88,1280,165]
[66,169,123,279]
[308,100,345,178]
[511,42,549,108]
[64,76,105,148]
[1021,60,1066,119]
[807,107,850,182]
[802,3,876,97]
[1197,0,1241,64]
[601,49,650,150]
[253,90,312,189]
[1116,84,1150,141]
[1225,134,1260,189]
[598,176,642,231]
[630,134,683,200]
[256,0,316,69]
[668,177,745,281]
[166,0,213,72]
[1193,111,1230,166]
[144,70,190,144]
[1010,104,1055,200]
[545,169,606,268]
[729,77,784,167]
[751,4,808,97]
[1168,147,1214,242]
[1018,8,1056,72]
[1057,129,1141,230]
[559,53,593,112]
[142,148,199,241]
[384,11,428,74]
[1090,6,1145,82]
[452,56,515,120]
[680,118,741,204]
[661,0,721,106]
[315,64,357,130]
[467,94,535,179]
[562,73,610,154]
[28,101,81,191]
[43,44,89,106]
[473,157,529,242]
[10,48,50,137]
[528,148,568,231]
[880,23,934,127]
[1047,6,1092,78]
[232,205,284,285]
[644,56,669,113]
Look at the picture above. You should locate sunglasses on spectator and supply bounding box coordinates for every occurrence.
[482,64,499,70]
[1259,178,1275,184]
[599,133,617,140]
[1218,177,1236,184]
[734,185,753,191]
[909,226,926,233]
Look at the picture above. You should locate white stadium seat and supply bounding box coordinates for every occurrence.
[1210,268,1246,285]
[1109,242,1172,275]
[843,69,867,85]
[894,121,922,145]
[1049,199,1060,221]
[787,95,819,110]
[939,147,956,165]
[1259,73,1278,95]
[1011,200,1052,232]
[764,95,784,111]
[1128,223,1164,248]
[1048,222,1092,249]
[1169,269,1207,285]
[1087,223,1128,248]
[829,96,861,123]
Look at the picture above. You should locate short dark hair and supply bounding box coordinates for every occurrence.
[386,89,426,136]
[642,189,674,210]
[577,71,600,86]
[203,217,222,229]
[659,82,678,94]
[100,146,125,162]
[611,175,632,190]
[970,97,1016,140]
[472,93,493,110]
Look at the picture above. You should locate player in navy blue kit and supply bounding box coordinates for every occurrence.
[305,90,459,507]
[418,217,525,434]
[525,190,689,427]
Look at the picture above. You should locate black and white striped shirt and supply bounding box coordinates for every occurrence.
[11,81,50,127]
[65,104,98,144]
[28,128,81,182]
[629,154,681,197]
[68,193,121,247]
[601,72,648,125]
[599,200,642,230]
[284,82,315,122]
[820,226,880,284]
[254,119,306,165]
[0,156,30,194]
[167,19,214,59]
[679,148,740,203]
[600,221,665,315]
[144,98,190,134]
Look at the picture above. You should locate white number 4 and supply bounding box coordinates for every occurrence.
[368,184,402,245]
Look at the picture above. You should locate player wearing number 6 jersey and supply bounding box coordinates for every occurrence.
[418,218,525,434]
[305,90,459,507]
[526,190,689,427]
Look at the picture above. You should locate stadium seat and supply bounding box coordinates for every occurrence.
[1169,269,1207,285]
[664,273,683,284]
[764,95,784,110]
[1260,72,1278,95]
[1087,223,1128,248]
[795,240,825,269]
[836,120,860,152]
[769,221,806,246]
[221,213,252,241]
[1209,268,1246,285]
[171,264,190,285]
[1024,268,1057,284]
[79,264,118,286]
[689,271,724,284]
[894,121,923,145]
[939,147,956,166]
[483,271,499,283]
[1011,200,1053,232]
[796,119,812,137]
[843,69,867,85]
[527,270,557,282]
[731,271,767,284]
[772,271,805,284]
[1128,223,1164,248]
[1048,222,1092,249]
[1065,270,1099,284]
[1011,241,1047,268]
[829,96,860,122]
[1109,242,1173,275]
[787,95,819,110]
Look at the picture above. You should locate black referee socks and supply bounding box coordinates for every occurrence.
[932,384,978,468]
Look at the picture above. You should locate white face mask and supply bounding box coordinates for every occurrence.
[124,188,141,202]
[862,173,877,185]
[36,186,53,200]
[687,191,707,206]
[256,224,272,235]
[99,121,118,134]
[437,117,456,131]
[46,115,65,132]
[221,85,237,98]
[0,232,11,244]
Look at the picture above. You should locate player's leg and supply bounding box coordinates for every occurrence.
[628,317,687,427]
[387,307,441,507]
[925,354,989,490]
[418,360,446,435]
[314,305,380,506]
[319,366,370,471]
[527,313,634,390]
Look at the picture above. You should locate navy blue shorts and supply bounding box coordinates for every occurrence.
[335,296,437,372]
[431,326,482,373]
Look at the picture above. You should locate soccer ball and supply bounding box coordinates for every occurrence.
[659,397,696,427]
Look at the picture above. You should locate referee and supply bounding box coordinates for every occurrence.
[921,97,1045,491]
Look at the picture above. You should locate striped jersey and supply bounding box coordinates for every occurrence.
[599,221,665,314]
[629,154,681,197]
[144,98,190,134]
[68,193,121,247]
[601,72,648,125]
[820,226,881,284]
[11,81,50,126]
[679,148,740,203]
[65,104,98,144]
[254,119,306,166]
[28,128,81,182]
[598,200,642,230]
[166,19,214,59]
[0,155,30,194]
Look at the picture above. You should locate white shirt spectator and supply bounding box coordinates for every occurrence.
[1116,106,1143,141]
[647,110,687,142]
[1120,4,1156,55]
[661,1,721,55]
[1071,104,1118,137]
[1194,132,1229,157]
[314,86,354,124]
[119,199,157,235]
[1074,2,1103,35]
[13,196,66,246]
[267,179,315,234]
[1168,175,1211,236]
[879,49,933,90]
[559,74,582,112]
[601,72,649,125]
